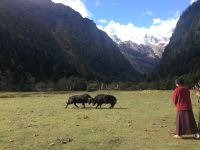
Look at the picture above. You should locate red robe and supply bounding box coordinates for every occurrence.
[172,85,192,110]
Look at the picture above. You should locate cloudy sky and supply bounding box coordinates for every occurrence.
[51,0,198,43]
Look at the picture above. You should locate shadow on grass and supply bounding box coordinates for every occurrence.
[182,136,199,140]
[94,107,129,110]
[0,94,31,98]
[65,107,129,110]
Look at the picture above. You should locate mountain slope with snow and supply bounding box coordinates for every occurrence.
[118,41,160,74]
[99,18,178,74]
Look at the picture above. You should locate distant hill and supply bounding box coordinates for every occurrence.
[152,0,200,87]
[0,0,140,90]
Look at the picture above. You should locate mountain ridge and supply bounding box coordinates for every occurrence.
[0,0,140,90]
[151,0,200,87]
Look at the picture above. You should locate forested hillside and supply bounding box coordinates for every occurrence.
[0,0,140,91]
[150,0,200,88]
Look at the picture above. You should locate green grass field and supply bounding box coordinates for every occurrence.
[0,90,200,150]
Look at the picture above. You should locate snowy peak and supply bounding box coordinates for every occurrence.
[112,34,167,58]
[143,35,168,58]
[118,40,160,74]
[143,34,168,46]
[111,34,122,44]
[101,18,179,57]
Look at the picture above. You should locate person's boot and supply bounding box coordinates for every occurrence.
[173,135,182,139]
[195,133,200,139]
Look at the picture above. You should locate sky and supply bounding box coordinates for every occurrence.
[51,0,198,44]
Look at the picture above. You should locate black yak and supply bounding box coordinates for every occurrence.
[89,94,117,108]
[66,94,92,108]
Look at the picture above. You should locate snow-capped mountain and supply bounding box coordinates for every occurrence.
[110,34,169,74]
[142,34,168,58]
[98,18,178,74]
[118,40,160,74]
[112,34,168,58]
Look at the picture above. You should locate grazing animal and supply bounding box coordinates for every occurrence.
[66,94,92,108]
[90,94,117,108]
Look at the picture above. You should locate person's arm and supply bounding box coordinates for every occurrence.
[172,89,178,106]
[196,91,200,97]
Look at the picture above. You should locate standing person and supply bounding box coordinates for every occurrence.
[196,80,200,99]
[172,78,199,139]
[196,80,200,131]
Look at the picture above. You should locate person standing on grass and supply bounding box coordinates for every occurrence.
[172,78,199,139]
[196,80,200,100]
[195,80,200,131]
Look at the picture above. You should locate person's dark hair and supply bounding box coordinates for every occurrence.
[198,80,200,85]
[175,78,184,84]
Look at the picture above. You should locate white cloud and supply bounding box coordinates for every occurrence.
[95,1,101,7]
[51,0,90,18]
[98,19,107,24]
[100,16,179,44]
[97,25,104,30]
[148,17,179,41]
[153,18,161,25]
[173,10,180,18]
[140,10,154,17]
[190,0,198,4]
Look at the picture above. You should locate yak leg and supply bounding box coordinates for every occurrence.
[110,103,114,108]
[65,104,69,108]
[82,103,85,108]
[74,103,79,108]
[96,103,100,109]
[100,104,102,108]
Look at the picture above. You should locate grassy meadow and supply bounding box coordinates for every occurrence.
[0,90,200,150]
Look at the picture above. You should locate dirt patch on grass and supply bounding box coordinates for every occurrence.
[108,137,122,146]
[48,135,73,147]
